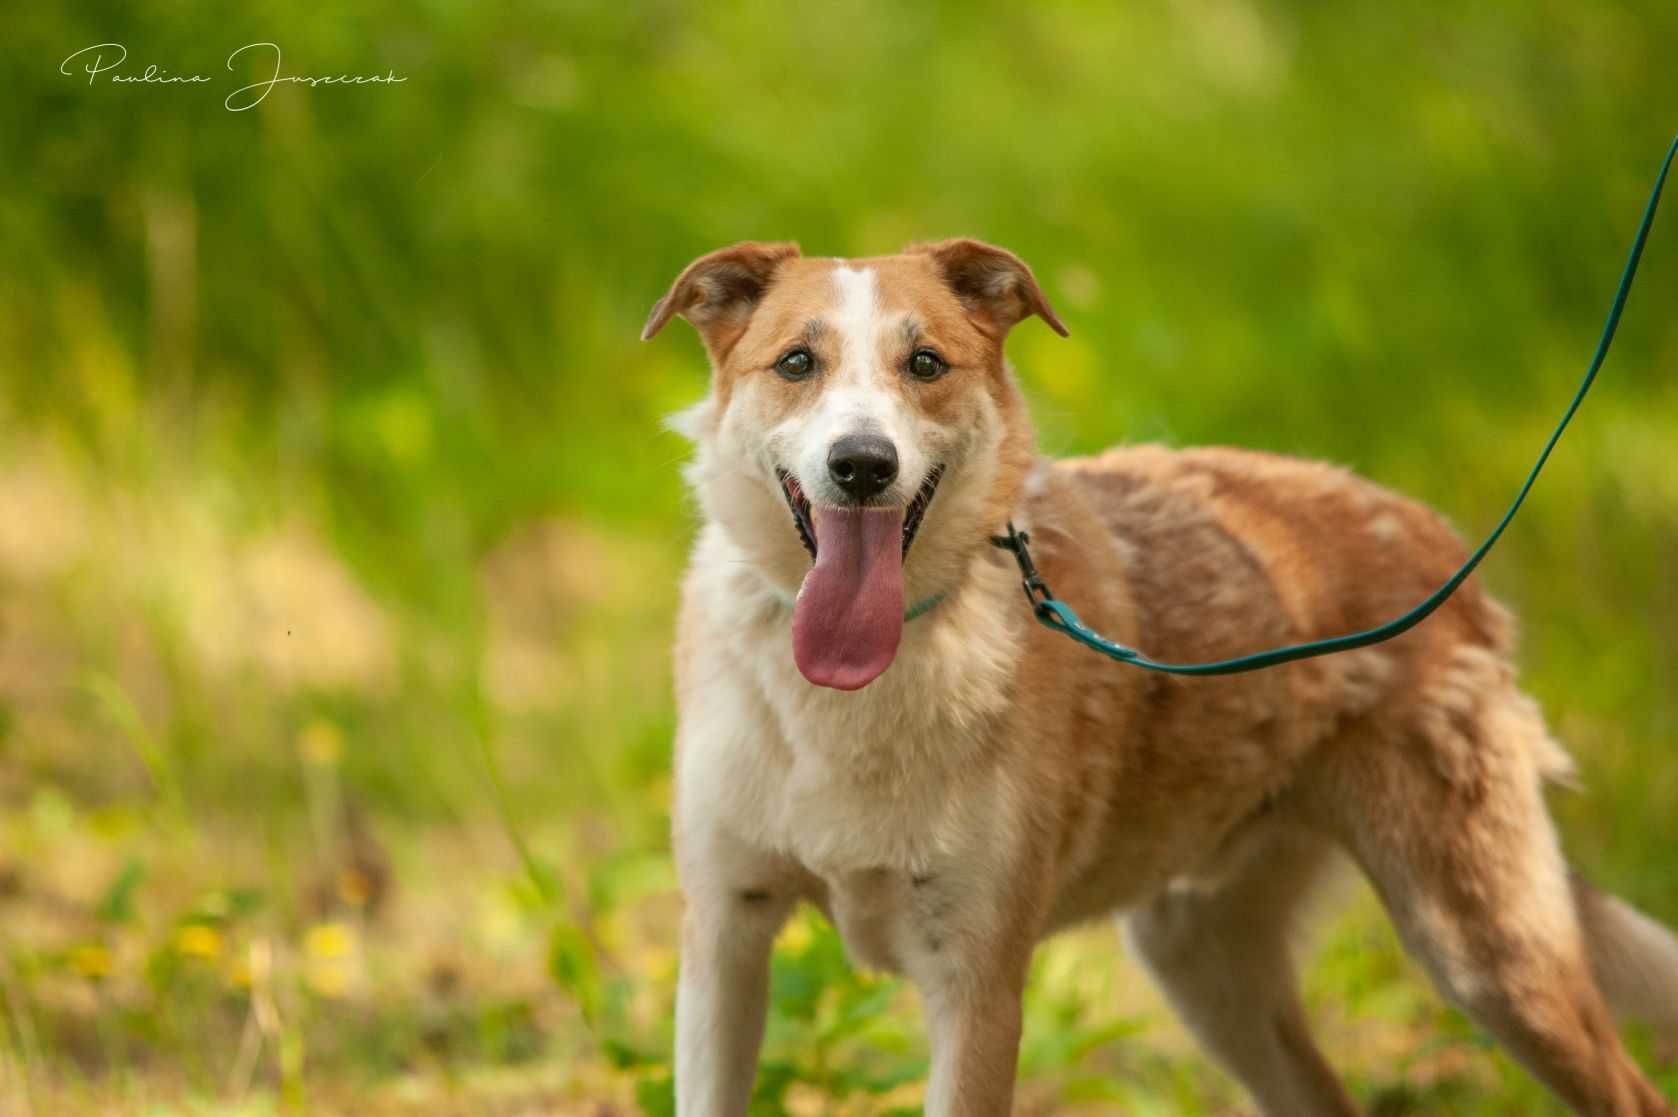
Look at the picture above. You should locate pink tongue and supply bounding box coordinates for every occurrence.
[792,506,906,691]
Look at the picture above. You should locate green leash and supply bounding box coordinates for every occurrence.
[990,134,1678,678]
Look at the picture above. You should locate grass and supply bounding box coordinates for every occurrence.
[3,1,1678,1112]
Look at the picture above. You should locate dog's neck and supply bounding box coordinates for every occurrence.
[759,582,952,624]
[749,509,1031,625]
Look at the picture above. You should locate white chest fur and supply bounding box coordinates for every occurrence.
[674,527,1030,918]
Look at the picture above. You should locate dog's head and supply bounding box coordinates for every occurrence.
[645,240,1065,691]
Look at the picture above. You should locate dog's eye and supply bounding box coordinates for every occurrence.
[776,348,815,380]
[908,349,947,381]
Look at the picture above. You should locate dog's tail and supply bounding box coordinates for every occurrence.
[1574,873,1678,1037]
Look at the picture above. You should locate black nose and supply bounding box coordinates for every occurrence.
[827,435,899,500]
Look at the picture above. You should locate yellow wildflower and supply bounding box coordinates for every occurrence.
[69,943,113,980]
[304,921,355,960]
[774,915,813,954]
[175,924,224,960]
[298,720,343,767]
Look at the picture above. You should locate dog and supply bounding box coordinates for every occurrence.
[642,238,1678,1116]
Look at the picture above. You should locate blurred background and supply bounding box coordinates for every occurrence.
[3,2,1677,1114]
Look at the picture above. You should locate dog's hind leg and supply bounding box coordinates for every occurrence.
[1123,822,1362,1117]
[1313,676,1674,1117]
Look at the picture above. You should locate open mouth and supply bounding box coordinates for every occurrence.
[777,465,945,562]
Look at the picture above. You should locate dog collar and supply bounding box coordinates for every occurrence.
[902,592,947,622]
[770,587,947,622]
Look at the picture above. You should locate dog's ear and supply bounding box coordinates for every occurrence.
[907,238,1068,339]
[640,241,802,348]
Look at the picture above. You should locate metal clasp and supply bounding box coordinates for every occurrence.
[989,522,1055,612]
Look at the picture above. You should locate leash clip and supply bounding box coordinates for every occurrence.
[990,521,1056,613]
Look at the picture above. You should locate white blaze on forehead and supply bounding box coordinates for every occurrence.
[832,266,881,373]
[783,262,933,505]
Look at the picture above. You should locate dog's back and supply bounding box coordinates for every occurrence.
[1059,443,1571,776]
[1065,443,1507,661]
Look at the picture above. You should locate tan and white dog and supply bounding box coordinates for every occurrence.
[642,239,1678,1117]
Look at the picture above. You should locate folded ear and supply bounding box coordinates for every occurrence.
[640,241,802,345]
[907,238,1068,339]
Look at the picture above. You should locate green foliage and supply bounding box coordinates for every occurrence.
[2,1,1677,1113]
[96,859,149,926]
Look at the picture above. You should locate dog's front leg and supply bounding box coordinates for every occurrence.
[674,835,797,1117]
[922,973,1027,1116]
[907,875,1036,1117]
